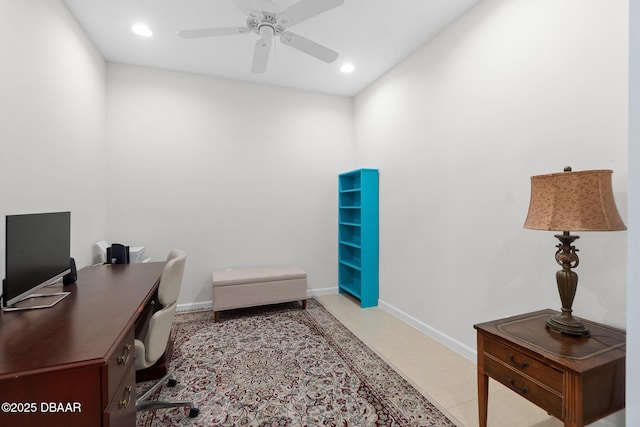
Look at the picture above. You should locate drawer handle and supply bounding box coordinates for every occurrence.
[508,352,528,369]
[507,377,528,395]
[117,344,131,365]
[118,385,132,409]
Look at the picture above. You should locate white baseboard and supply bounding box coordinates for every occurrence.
[378,300,477,362]
[307,286,339,297]
[177,300,213,312]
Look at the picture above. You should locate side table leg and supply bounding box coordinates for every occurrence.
[477,333,489,427]
[563,372,582,427]
[478,372,488,427]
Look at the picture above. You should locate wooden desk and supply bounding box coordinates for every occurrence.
[475,310,625,427]
[0,262,165,427]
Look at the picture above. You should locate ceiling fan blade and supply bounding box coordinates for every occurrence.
[177,27,250,39]
[280,32,338,63]
[251,39,272,73]
[233,0,278,13]
[281,0,344,26]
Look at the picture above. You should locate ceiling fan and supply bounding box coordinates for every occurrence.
[177,0,344,73]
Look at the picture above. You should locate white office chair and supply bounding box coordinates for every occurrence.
[135,249,199,418]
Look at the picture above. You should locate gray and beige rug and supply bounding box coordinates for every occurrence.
[136,299,458,426]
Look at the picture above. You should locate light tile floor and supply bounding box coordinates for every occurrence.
[315,293,563,427]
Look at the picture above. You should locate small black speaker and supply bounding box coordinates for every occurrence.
[107,244,130,264]
[63,257,77,285]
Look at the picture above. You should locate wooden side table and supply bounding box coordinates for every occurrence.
[474,310,625,427]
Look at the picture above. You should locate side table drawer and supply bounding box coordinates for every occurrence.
[484,338,563,392]
[484,355,563,419]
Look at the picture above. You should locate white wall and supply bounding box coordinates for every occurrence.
[0,0,108,275]
[106,64,354,306]
[627,0,639,425]
[355,0,628,356]
[355,2,628,424]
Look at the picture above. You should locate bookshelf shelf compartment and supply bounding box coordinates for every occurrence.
[339,192,361,208]
[339,174,361,191]
[339,225,361,245]
[337,169,379,308]
[339,208,361,225]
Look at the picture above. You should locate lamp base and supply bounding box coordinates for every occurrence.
[546,314,590,337]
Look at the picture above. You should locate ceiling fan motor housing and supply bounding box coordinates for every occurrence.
[247,11,288,38]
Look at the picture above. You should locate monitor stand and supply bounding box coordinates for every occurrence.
[2,290,70,312]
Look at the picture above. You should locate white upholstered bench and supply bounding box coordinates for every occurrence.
[211,266,307,322]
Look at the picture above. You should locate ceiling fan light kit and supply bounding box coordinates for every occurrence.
[258,24,275,41]
[177,0,344,73]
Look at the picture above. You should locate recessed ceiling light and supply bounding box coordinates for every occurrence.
[131,23,153,37]
[340,63,355,73]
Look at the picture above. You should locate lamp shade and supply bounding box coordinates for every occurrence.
[524,169,626,231]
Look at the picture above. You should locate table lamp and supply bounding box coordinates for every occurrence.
[523,167,626,336]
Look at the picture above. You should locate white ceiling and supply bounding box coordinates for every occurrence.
[63,0,479,97]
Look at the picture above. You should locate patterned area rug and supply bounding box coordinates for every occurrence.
[136,299,458,426]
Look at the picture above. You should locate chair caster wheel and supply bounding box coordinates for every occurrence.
[167,378,177,387]
[189,407,199,418]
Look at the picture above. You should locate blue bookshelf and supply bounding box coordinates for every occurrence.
[338,168,379,308]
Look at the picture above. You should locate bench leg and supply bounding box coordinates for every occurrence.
[301,299,306,309]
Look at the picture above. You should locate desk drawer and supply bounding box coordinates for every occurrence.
[104,362,136,427]
[107,326,135,404]
[484,355,563,419]
[484,338,563,392]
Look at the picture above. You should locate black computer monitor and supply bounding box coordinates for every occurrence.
[3,211,71,309]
